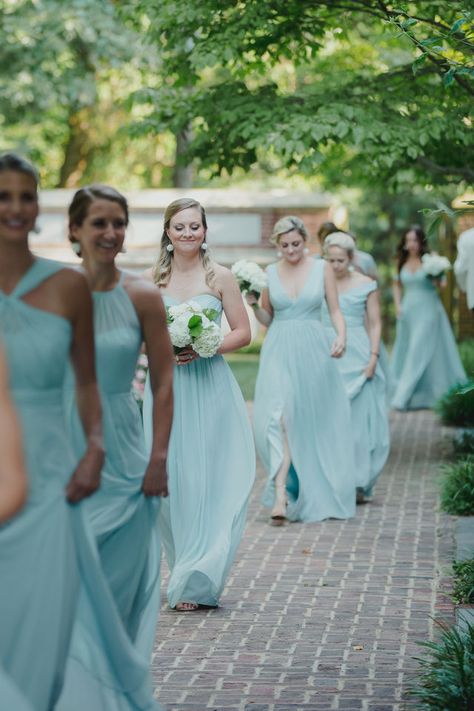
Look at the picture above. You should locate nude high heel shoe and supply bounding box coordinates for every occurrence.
[270,483,287,526]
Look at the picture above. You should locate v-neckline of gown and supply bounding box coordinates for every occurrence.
[275,259,317,303]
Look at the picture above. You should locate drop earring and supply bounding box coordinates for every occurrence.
[276,251,282,258]
[201,242,208,251]
[71,242,81,255]
[166,243,174,253]
[303,247,309,255]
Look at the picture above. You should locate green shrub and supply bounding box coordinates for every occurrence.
[436,382,474,427]
[409,621,474,709]
[453,559,474,606]
[440,457,474,516]
[453,430,474,458]
[460,339,474,379]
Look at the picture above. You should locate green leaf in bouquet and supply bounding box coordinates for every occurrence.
[203,308,219,322]
[188,314,204,338]
[165,307,174,325]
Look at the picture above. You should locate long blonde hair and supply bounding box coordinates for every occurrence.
[152,198,215,288]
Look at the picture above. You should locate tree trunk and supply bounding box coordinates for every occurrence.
[172,126,194,188]
[56,108,93,188]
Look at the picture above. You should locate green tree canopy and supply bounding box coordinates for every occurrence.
[128,0,474,189]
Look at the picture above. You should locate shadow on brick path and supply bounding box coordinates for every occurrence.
[151,410,456,710]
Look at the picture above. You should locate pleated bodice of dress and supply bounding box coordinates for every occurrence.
[400,266,439,304]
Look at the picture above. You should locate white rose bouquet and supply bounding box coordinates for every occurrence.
[167,300,223,358]
[421,252,451,279]
[231,259,268,298]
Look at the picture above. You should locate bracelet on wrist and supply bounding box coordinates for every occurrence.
[371,351,379,357]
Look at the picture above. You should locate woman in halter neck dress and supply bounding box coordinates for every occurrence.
[143,198,256,612]
[0,152,104,710]
[0,345,33,711]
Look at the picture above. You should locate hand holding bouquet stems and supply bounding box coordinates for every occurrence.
[167,300,223,361]
[231,260,268,301]
[421,252,451,279]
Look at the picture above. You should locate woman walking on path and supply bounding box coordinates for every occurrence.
[64,185,173,661]
[0,153,104,711]
[0,345,33,711]
[143,197,255,612]
[323,232,390,503]
[248,216,356,524]
[391,225,466,410]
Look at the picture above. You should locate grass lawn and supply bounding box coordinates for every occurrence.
[225,353,259,401]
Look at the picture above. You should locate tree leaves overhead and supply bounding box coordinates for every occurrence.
[127,0,474,188]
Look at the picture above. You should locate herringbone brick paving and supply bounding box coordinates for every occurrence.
[151,410,456,710]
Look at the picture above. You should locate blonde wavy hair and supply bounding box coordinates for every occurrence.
[152,198,215,288]
[270,215,309,245]
[323,231,356,259]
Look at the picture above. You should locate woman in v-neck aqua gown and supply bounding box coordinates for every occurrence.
[391,225,466,410]
[143,198,255,611]
[250,216,356,523]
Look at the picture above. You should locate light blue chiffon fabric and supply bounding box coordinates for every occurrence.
[0,258,81,711]
[0,667,34,711]
[59,274,163,711]
[143,294,255,609]
[0,257,161,711]
[323,281,390,497]
[254,259,356,522]
[63,274,161,660]
[391,267,467,410]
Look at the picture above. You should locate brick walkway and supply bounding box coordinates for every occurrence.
[151,410,456,710]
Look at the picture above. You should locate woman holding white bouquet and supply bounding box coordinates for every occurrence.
[143,198,255,611]
[391,225,466,410]
[247,216,356,524]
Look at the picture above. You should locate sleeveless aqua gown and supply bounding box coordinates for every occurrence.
[323,282,390,497]
[143,294,255,608]
[391,267,466,410]
[0,257,161,711]
[63,274,161,660]
[254,259,356,522]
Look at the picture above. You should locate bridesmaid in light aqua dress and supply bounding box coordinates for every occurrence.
[391,225,466,410]
[0,346,32,711]
[58,185,173,710]
[323,233,390,502]
[249,217,355,523]
[0,154,104,711]
[143,198,255,611]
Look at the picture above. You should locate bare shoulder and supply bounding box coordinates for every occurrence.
[213,262,237,291]
[52,265,89,296]
[354,273,374,287]
[141,267,154,282]
[122,271,165,319]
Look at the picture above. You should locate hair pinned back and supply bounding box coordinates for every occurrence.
[323,231,356,258]
[68,184,129,257]
[271,216,308,245]
[0,152,39,186]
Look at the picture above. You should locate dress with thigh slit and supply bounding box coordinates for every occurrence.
[253,259,356,522]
